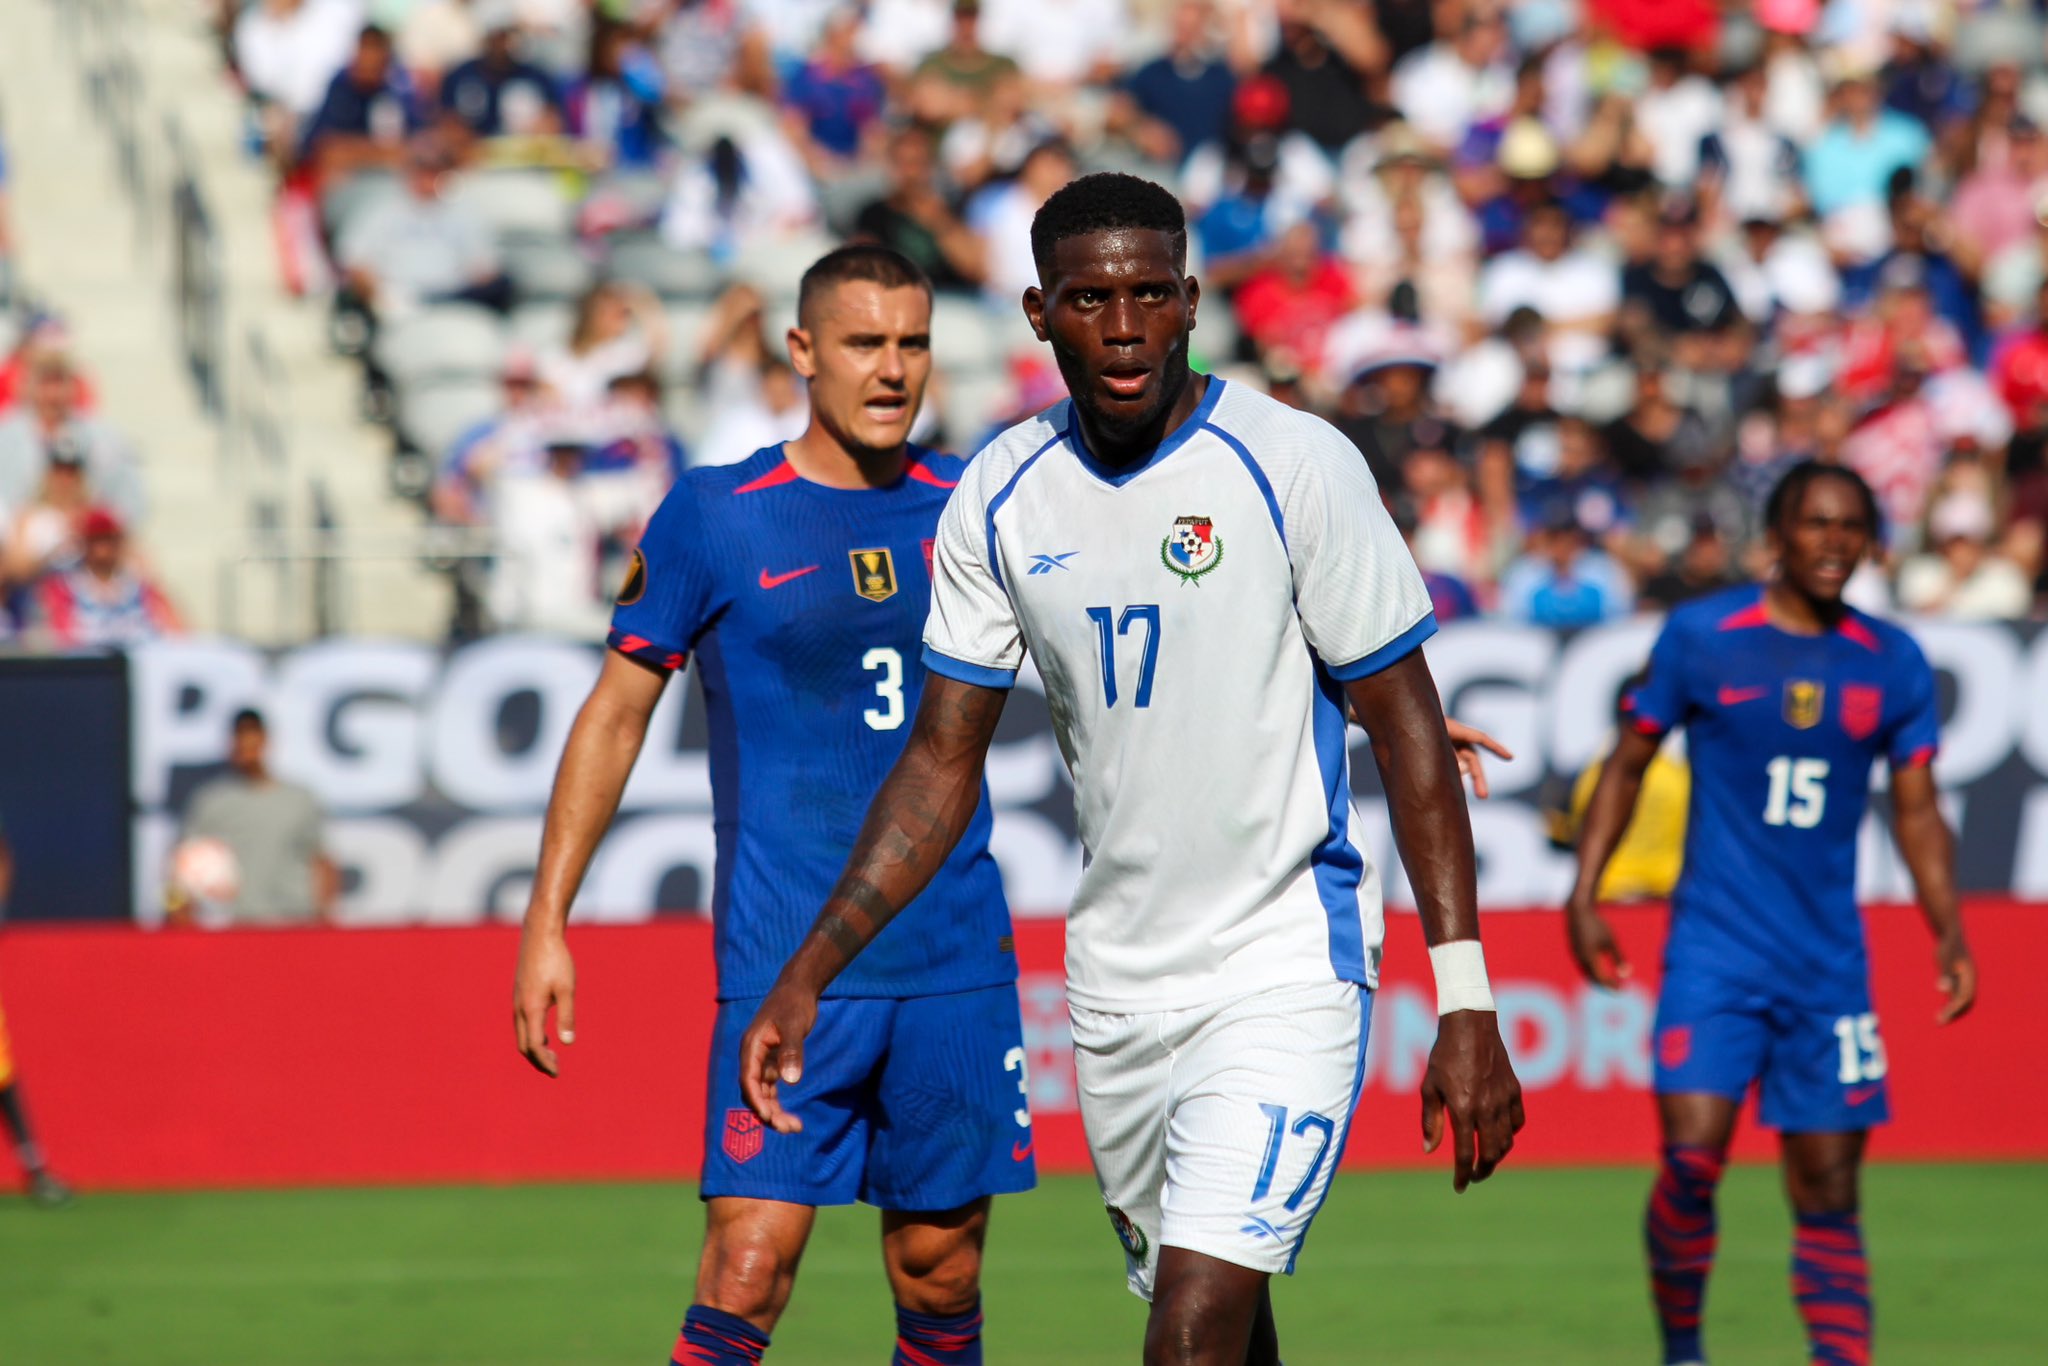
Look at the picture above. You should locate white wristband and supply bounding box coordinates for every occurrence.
[1429,940,1496,1016]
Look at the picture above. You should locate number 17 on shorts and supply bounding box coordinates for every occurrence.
[1071,981,1373,1301]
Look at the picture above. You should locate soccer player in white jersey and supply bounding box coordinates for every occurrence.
[739,174,1524,1364]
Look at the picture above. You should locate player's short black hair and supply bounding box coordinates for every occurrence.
[1765,460,1883,540]
[796,244,931,327]
[1030,173,1188,279]
[231,708,266,734]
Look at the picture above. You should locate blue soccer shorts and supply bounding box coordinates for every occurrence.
[701,981,1038,1210]
[1652,967,1891,1133]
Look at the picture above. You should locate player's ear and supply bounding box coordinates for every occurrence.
[1185,274,1200,330]
[1022,286,1049,343]
[786,324,816,381]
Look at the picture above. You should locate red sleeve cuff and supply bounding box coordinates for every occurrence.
[607,629,686,672]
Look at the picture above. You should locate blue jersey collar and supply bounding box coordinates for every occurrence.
[1066,376,1225,488]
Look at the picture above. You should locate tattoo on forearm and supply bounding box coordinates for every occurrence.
[816,908,866,960]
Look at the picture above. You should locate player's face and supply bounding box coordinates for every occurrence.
[1773,476,1872,603]
[788,282,933,457]
[1026,229,1199,447]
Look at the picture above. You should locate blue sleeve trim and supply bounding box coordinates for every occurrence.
[1324,613,1438,682]
[921,645,1018,690]
[1202,421,1287,549]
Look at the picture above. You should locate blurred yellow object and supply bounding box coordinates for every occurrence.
[0,991,14,1090]
[1553,740,1690,902]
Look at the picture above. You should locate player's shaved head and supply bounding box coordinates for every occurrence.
[796,245,932,330]
[1030,173,1188,281]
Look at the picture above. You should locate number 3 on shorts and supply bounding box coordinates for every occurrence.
[1832,1012,1887,1084]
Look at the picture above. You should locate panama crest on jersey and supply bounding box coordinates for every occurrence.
[1160,514,1223,584]
[1106,1203,1150,1262]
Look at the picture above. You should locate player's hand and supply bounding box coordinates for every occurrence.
[1446,719,1514,800]
[1421,1010,1525,1193]
[513,929,576,1078]
[1935,933,1977,1024]
[1564,899,1631,988]
[741,982,819,1135]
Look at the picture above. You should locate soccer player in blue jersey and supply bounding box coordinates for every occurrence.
[1566,461,1979,1366]
[512,245,1034,1366]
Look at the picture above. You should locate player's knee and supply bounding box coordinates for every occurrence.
[888,1236,983,1316]
[1143,1265,1258,1365]
[1785,1157,1860,1213]
[697,1228,797,1321]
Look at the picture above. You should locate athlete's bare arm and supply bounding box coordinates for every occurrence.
[1563,725,1664,987]
[1889,762,1977,1023]
[513,651,669,1076]
[1346,649,1525,1192]
[741,675,1007,1132]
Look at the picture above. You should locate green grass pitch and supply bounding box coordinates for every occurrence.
[3,1166,2042,1364]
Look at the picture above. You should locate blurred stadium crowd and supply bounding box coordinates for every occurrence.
[10,0,2048,642]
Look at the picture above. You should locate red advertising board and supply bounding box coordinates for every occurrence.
[0,904,2039,1190]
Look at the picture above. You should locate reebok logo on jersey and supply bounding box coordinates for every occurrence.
[1717,685,1769,706]
[1027,552,1078,575]
[758,565,820,590]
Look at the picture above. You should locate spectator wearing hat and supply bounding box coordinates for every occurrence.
[335,135,510,322]
[33,508,180,648]
[0,438,93,596]
[1499,507,1632,628]
[1880,2,1968,133]
[909,1,1022,129]
[1803,56,1931,219]
[1897,490,2033,619]
[432,345,554,528]
[1181,74,1336,226]
[1340,122,1475,281]
[0,349,144,530]
[1111,0,1237,169]
[1330,337,1453,489]
[298,24,426,185]
[437,7,566,146]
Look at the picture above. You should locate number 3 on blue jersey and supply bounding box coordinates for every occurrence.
[863,647,904,730]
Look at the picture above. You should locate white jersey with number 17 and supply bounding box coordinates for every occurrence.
[922,379,1437,1013]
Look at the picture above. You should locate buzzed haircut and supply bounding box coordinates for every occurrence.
[1765,460,1883,540]
[231,708,266,734]
[796,244,932,328]
[1030,172,1188,278]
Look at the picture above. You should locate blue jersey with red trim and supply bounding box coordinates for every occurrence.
[608,444,1015,1001]
[1623,585,1940,1004]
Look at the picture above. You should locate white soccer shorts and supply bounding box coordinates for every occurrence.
[1070,980,1373,1300]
